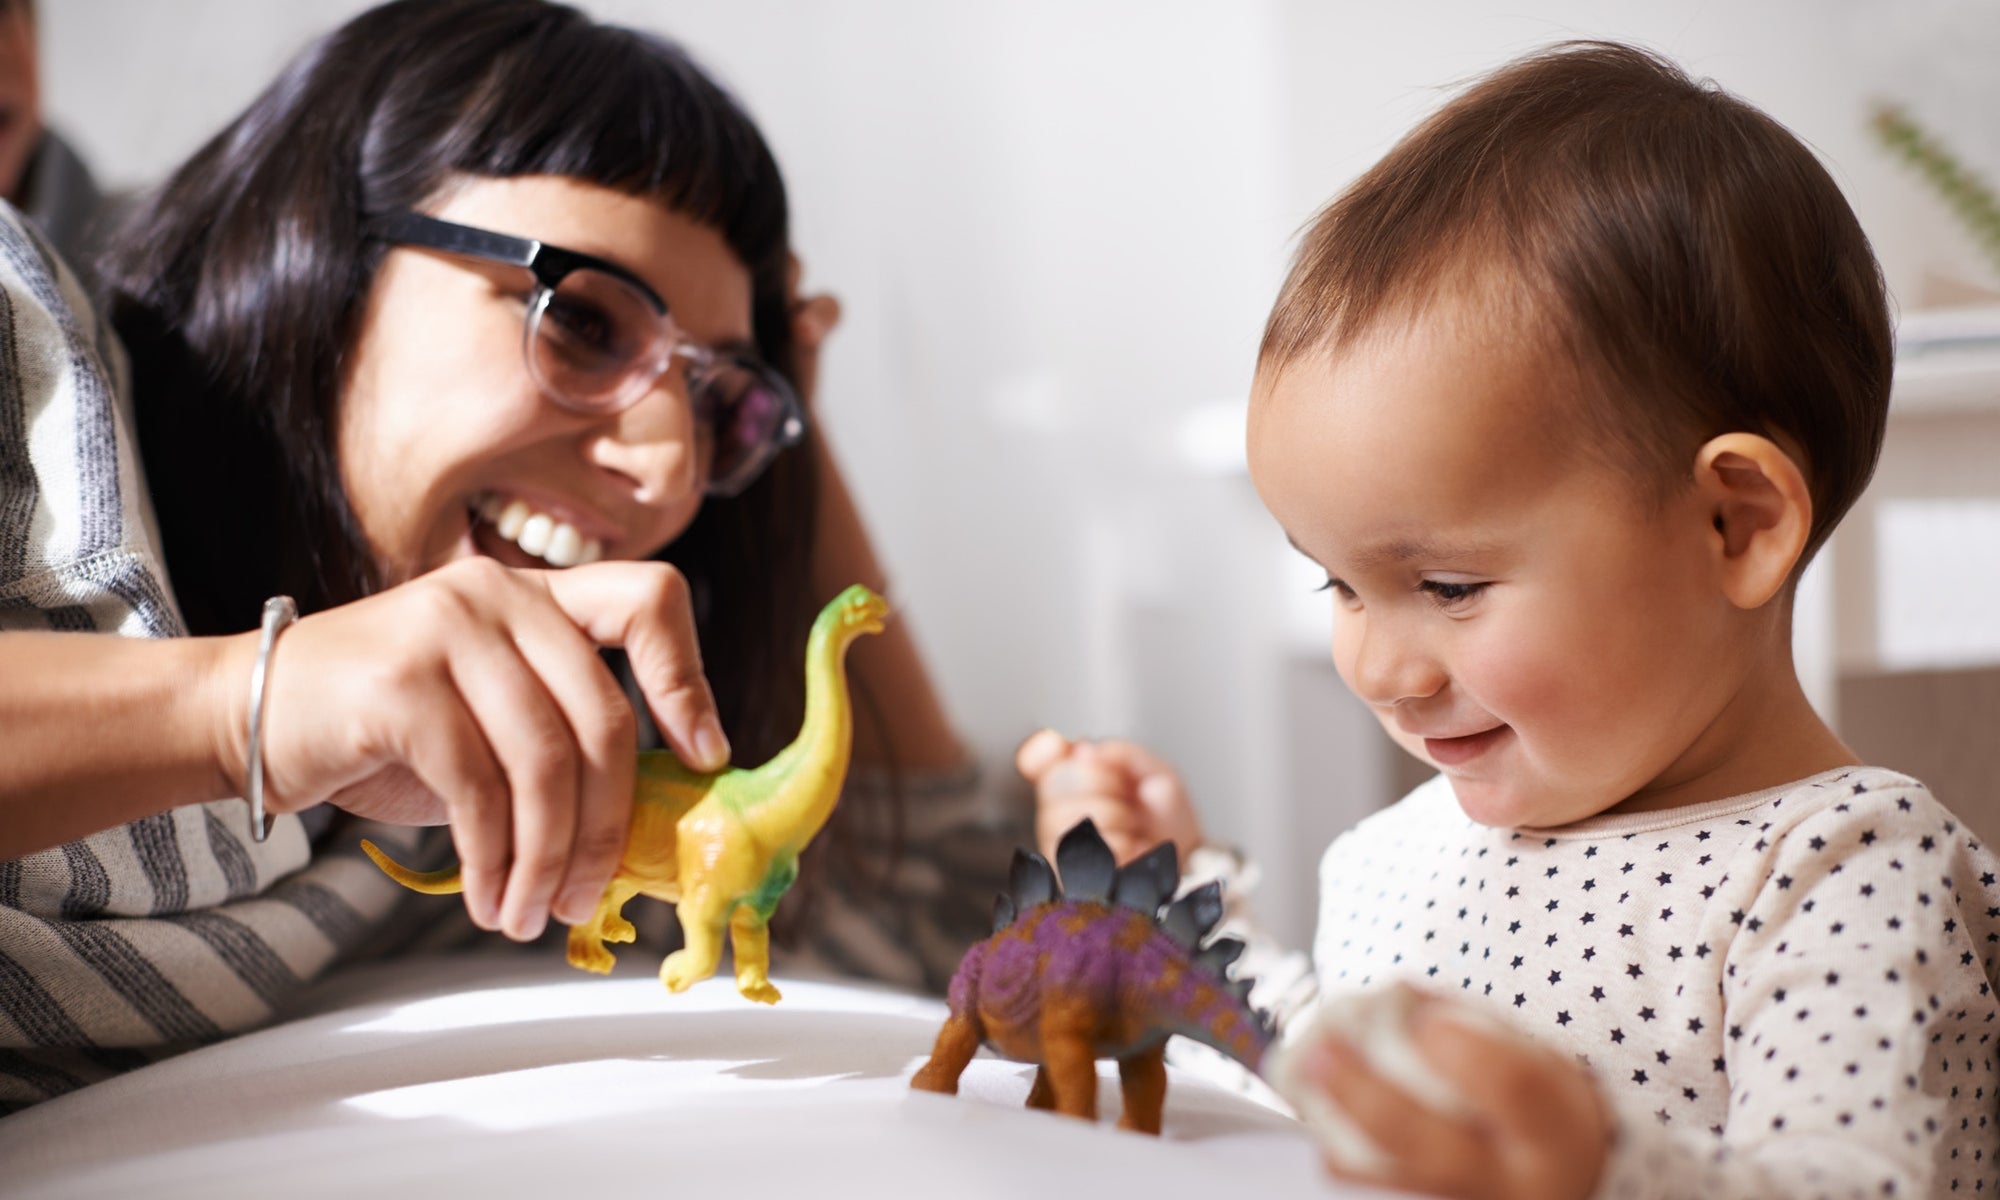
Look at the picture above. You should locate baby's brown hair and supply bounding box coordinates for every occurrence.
[1260,42,1892,563]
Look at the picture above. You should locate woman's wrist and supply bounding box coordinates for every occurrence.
[201,626,263,809]
[0,630,266,858]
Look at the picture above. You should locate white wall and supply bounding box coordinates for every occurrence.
[43,0,2000,948]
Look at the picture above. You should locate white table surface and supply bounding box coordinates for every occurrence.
[0,951,1383,1199]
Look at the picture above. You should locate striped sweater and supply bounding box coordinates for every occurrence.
[0,203,1019,1114]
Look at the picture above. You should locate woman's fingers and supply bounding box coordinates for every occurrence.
[493,594,637,927]
[436,615,579,939]
[488,563,708,934]
[323,765,443,828]
[541,563,728,772]
[380,675,511,929]
[257,558,716,939]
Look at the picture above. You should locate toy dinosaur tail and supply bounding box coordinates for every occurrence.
[1153,960,1278,1073]
[359,839,463,894]
[1144,891,1277,1072]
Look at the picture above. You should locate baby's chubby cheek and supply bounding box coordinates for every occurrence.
[1458,635,1574,744]
[1470,625,1690,815]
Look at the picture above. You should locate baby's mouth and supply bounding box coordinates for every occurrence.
[1423,725,1512,768]
[466,492,604,569]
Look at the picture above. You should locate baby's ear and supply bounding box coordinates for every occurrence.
[1692,433,1813,609]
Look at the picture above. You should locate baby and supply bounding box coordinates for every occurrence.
[1023,42,1998,1199]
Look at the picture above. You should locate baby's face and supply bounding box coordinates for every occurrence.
[1247,313,1749,827]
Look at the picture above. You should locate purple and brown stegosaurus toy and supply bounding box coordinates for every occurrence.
[910,818,1274,1134]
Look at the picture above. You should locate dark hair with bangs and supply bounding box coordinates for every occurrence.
[1260,41,1893,566]
[103,0,815,766]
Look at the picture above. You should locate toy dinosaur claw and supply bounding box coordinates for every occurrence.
[738,978,782,1005]
[566,929,618,974]
[661,949,703,993]
[1009,848,1059,909]
[1055,818,1117,903]
[1111,841,1179,913]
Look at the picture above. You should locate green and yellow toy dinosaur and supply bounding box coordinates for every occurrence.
[361,583,889,1005]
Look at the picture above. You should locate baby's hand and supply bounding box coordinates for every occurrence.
[1269,985,1610,1200]
[1015,729,1203,866]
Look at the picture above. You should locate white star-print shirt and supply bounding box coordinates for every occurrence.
[1309,766,1998,1197]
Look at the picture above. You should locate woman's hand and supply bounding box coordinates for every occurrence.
[221,557,728,942]
[1283,990,1611,1200]
[1016,729,1204,866]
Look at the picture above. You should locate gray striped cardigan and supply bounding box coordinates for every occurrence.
[0,203,1023,1114]
[0,203,451,1113]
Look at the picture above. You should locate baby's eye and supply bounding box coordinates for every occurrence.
[1420,579,1488,607]
[1314,577,1358,603]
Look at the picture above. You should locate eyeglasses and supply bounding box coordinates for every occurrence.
[366,210,806,498]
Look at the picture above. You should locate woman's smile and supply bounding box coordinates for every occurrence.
[466,491,606,568]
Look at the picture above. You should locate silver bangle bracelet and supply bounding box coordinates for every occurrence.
[244,595,299,843]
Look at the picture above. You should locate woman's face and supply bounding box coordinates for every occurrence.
[0,0,42,203]
[339,174,753,582]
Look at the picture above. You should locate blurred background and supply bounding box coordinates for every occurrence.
[41,0,2000,949]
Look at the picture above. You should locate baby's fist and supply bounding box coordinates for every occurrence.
[1017,729,1203,866]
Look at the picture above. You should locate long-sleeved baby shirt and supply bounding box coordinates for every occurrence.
[1312,766,1997,1197]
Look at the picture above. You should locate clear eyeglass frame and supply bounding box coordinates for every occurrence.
[365,210,806,498]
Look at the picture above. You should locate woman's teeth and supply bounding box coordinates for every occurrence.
[475,494,604,568]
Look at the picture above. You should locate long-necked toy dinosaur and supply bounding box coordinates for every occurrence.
[362,583,888,1005]
[910,818,1274,1134]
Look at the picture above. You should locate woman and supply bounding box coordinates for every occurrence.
[0,0,1000,1112]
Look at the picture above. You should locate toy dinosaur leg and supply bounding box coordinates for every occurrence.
[565,877,642,974]
[1025,1067,1056,1110]
[599,889,643,944]
[1038,996,1101,1122]
[1114,1042,1168,1135]
[659,889,727,993]
[727,906,781,1005]
[910,1011,985,1095]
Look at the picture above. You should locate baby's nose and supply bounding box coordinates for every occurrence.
[1348,621,1447,706]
